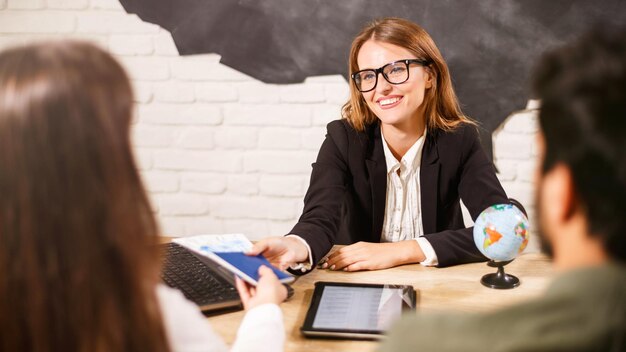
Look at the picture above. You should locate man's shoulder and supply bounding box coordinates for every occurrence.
[380,289,612,352]
[548,263,626,298]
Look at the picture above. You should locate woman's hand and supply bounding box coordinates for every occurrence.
[321,241,425,272]
[235,265,288,310]
[247,236,309,271]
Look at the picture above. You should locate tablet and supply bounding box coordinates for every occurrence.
[300,282,417,339]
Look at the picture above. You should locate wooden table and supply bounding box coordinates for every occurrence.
[206,251,553,352]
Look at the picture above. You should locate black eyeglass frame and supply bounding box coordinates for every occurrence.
[350,58,431,93]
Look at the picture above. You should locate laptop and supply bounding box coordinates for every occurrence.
[160,242,295,315]
[160,242,242,315]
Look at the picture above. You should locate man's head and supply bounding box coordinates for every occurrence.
[533,27,626,266]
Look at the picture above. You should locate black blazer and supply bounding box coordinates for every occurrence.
[290,119,508,268]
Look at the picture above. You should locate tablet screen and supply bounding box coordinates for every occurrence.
[301,282,417,339]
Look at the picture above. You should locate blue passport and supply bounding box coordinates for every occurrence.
[210,252,294,285]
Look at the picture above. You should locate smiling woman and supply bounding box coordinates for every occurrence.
[249,17,511,274]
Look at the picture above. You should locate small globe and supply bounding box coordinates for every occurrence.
[473,204,530,262]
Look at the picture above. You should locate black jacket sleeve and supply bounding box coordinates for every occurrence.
[423,125,509,267]
[288,121,350,268]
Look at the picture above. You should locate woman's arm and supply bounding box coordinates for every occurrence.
[322,240,425,271]
[158,267,287,352]
[424,125,509,267]
[157,285,229,351]
[287,121,352,266]
[231,266,287,352]
[249,120,353,272]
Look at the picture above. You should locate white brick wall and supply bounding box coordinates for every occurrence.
[90,0,123,10]
[48,0,89,10]
[493,102,540,252]
[0,13,75,33]
[8,0,44,10]
[0,1,541,254]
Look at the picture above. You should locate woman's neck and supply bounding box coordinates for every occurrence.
[381,120,425,161]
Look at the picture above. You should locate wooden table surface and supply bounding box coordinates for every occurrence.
[206,251,553,352]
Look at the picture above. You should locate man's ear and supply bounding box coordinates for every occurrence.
[542,163,577,225]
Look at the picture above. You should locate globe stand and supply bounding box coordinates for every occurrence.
[481,260,520,289]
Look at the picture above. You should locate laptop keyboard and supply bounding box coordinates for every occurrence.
[160,242,241,309]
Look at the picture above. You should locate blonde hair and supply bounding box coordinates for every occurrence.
[341,17,475,132]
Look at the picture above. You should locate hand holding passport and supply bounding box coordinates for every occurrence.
[173,234,294,286]
[209,251,294,285]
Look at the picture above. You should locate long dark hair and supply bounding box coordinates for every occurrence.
[0,41,170,351]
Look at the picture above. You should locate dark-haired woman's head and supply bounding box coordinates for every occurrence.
[0,41,169,352]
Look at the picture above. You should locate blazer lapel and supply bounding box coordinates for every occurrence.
[366,125,387,242]
[420,131,440,234]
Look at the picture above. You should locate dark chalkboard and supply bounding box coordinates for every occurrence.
[119,0,626,158]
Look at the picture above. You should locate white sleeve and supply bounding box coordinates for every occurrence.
[415,237,439,266]
[231,304,285,352]
[157,284,228,352]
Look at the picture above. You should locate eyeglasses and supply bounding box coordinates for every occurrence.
[351,59,431,93]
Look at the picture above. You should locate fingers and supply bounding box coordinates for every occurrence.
[326,245,351,260]
[257,265,288,303]
[278,283,288,302]
[282,236,310,263]
[277,252,297,271]
[247,239,270,256]
[324,245,362,270]
[249,237,309,269]
[235,276,251,308]
[320,256,369,271]
[259,252,289,271]
[260,267,288,302]
[266,242,300,269]
[343,261,368,272]
[257,264,278,279]
[275,261,291,272]
[322,257,367,271]
[330,257,357,271]
[324,246,348,267]
[326,242,363,260]
[326,255,356,270]
[247,236,286,256]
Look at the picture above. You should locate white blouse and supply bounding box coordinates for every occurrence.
[380,128,438,266]
[157,284,285,352]
[290,127,439,271]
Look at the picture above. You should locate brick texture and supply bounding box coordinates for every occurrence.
[0,1,540,253]
[48,0,89,9]
[0,13,74,33]
[8,0,44,9]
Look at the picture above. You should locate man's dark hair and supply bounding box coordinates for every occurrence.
[533,27,626,261]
